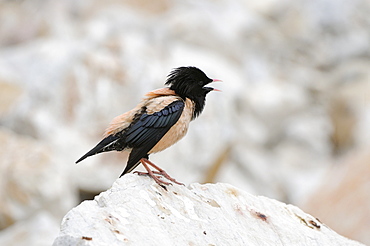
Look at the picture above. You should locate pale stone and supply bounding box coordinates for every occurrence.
[0,212,60,246]
[0,128,76,229]
[0,81,23,117]
[53,174,364,246]
[303,150,370,245]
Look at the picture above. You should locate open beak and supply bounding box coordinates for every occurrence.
[211,78,222,91]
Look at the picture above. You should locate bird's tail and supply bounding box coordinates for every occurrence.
[76,135,120,164]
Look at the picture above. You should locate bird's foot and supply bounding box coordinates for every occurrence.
[139,158,184,186]
[134,171,171,186]
[151,171,184,186]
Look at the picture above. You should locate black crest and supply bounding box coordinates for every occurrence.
[165,66,214,119]
[165,67,213,98]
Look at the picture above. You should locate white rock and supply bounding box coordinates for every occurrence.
[0,128,76,229]
[53,174,364,246]
[0,212,60,246]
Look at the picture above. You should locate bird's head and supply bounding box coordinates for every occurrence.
[165,66,220,100]
[165,66,221,119]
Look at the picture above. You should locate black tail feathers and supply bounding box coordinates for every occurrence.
[75,135,120,164]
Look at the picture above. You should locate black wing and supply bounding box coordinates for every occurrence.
[120,100,185,176]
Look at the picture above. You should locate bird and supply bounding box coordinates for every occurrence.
[76,66,221,186]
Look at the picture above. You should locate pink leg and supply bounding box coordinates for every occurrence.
[141,158,184,186]
[135,159,170,186]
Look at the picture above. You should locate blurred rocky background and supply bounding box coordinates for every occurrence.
[0,0,369,245]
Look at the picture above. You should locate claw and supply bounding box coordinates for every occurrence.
[138,158,184,186]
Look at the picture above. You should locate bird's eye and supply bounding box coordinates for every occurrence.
[198,81,203,86]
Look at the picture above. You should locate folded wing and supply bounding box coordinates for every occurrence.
[120,100,185,176]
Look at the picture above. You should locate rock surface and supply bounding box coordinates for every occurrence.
[0,128,76,230]
[0,212,60,246]
[303,149,370,245]
[53,174,364,246]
